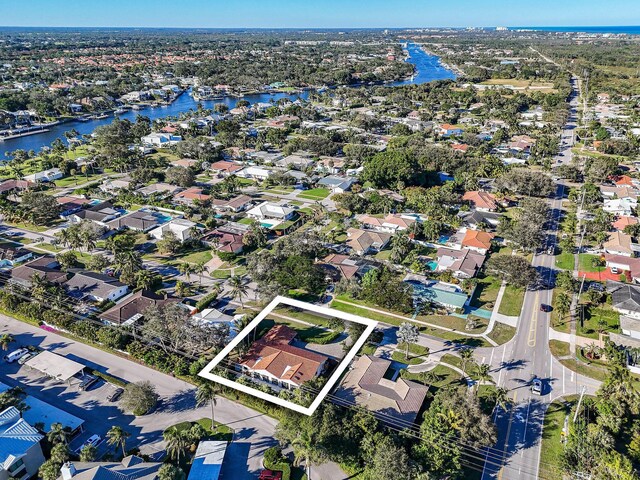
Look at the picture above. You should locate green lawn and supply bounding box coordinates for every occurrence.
[298,188,330,200]
[401,364,464,389]
[578,253,602,273]
[391,350,425,365]
[488,322,516,345]
[211,266,247,279]
[179,250,213,265]
[166,418,234,442]
[28,243,63,253]
[470,275,502,310]
[555,251,575,271]
[54,173,105,187]
[498,285,525,317]
[539,397,578,480]
[4,221,54,233]
[237,217,255,225]
[577,305,620,339]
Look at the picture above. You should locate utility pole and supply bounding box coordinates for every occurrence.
[573,385,587,423]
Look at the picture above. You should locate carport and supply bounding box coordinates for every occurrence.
[24,351,86,384]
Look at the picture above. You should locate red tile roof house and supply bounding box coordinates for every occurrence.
[238,325,329,390]
[210,161,244,176]
[173,187,211,206]
[613,216,639,232]
[462,191,498,212]
[202,222,251,254]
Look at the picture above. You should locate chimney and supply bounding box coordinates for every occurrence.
[61,462,76,480]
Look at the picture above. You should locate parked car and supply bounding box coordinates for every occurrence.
[79,375,99,391]
[18,351,37,365]
[4,348,29,363]
[82,434,102,449]
[611,267,620,274]
[107,387,124,402]
[540,304,552,313]
[531,377,543,395]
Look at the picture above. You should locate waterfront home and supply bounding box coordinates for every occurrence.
[149,218,200,243]
[317,175,356,193]
[335,355,428,425]
[346,228,391,255]
[0,406,46,480]
[238,325,329,390]
[99,290,179,325]
[141,132,182,148]
[23,168,63,183]
[63,271,128,303]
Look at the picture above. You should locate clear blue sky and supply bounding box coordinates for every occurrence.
[3,0,640,28]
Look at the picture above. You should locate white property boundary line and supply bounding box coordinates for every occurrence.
[198,295,378,415]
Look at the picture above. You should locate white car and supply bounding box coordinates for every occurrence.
[82,435,102,449]
[4,348,30,363]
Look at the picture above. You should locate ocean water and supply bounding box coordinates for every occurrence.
[516,26,640,35]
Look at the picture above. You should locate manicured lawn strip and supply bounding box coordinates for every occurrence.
[578,253,601,273]
[470,275,501,309]
[549,340,570,358]
[54,173,105,187]
[551,288,572,334]
[487,322,516,345]
[273,307,339,329]
[401,364,464,389]
[179,250,213,264]
[391,350,425,365]
[555,251,574,270]
[4,221,53,233]
[29,242,63,253]
[298,188,330,200]
[539,396,579,480]
[497,285,525,317]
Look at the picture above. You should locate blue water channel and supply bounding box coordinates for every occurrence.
[0,42,455,158]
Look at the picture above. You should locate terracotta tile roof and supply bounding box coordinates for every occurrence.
[613,216,639,231]
[463,191,498,211]
[239,325,328,386]
[461,229,494,250]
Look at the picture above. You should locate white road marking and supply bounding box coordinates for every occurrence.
[563,366,566,394]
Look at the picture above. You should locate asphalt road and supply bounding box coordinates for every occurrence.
[481,77,601,480]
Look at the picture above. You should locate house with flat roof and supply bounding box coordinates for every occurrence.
[0,406,45,480]
[63,271,128,303]
[149,218,200,243]
[141,132,182,148]
[404,275,471,312]
[58,456,163,480]
[99,290,179,325]
[335,355,428,425]
[239,325,329,390]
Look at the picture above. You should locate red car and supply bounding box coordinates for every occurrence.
[259,471,283,480]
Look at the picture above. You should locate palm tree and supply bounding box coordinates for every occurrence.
[491,387,510,414]
[459,348,474,377]
[291,430,323,480]
[136,269,156,291]
[418,370,439,392]
[0,334,14,351]
[596,318,609,348]
[475,363,493,395]
[229,275,248,309]
[193,261,207,287]
[397,322,419,360]
[178,263,194,282]
[195,382,220,429]
[555,292,571,323]
[47,423,68,445]
[30,273,50,302]
[164,429,191,462]
[106,426,130,457]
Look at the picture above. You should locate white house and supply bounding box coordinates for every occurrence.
[317,175,356,193]
[141,133,182,148]
[23,168,63,183]
[63,271,129,303]
[604,198,638,217]
[236,166,273,181]
[149,218,200,243]
[246,201,295,223]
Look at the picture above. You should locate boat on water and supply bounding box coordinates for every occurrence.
[131,105,142,111]
[114,108,127,114]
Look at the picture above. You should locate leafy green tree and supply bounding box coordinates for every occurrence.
[0,333,14,351]
[121,381,158,416]
[158,464,186,480]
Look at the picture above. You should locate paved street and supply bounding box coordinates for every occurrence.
[481,76,601,480]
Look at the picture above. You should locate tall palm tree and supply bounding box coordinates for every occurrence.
[164,429,191,462]
[229,276,248,309]
[136,269,156,291]
[195,382,220,430]
[47,423,68,445]
[192,261,207,287]
[106,426,130,457]
[475,363,493,395]
[459,348,474,377]
[30,273,50,302]
[491,387,510,414]
[418,370,440,392]
[291,430,323,480]
[178,263,194,282]
[0,334,14,351]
